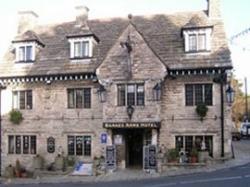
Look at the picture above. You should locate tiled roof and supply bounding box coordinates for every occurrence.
[0,10,232,78]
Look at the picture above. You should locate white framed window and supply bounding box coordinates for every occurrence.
[12,90,33,110]
[183,28,212,53]
[68,37,93,59]
[14,42,36,62]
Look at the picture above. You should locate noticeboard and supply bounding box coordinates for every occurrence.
[143,145,157,170]
[106,145,116,170]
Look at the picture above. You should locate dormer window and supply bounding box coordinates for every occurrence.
[67,34,99,60]
[74,40,89,58]
[18,45,33,61]
[14,42,36,62]
[183,28,212,53]
[68,37,93,59]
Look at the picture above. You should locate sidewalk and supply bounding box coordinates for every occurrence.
[1,140,250,185]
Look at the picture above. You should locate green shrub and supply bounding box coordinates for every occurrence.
[196,103,208,120]
[9,110,23,124]
[167,148,179,162]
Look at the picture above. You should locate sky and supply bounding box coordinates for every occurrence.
[0,0,249,90]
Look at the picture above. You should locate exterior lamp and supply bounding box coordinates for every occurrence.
[97,85,106,102]
[226,85,235,105]
[127,105,134,120]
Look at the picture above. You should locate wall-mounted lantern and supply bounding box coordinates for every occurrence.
[127,105,134,120]
[97,85,106,102]
[226,84,235,105]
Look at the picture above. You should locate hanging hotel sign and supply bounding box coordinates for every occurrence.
[103,122,160,129]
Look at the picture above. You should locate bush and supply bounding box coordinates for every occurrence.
[9,110,23,124]
[190,147,198,157]
[196,103,208,120]
[167,148,179,162]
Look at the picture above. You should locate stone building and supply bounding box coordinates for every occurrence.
[0,0,232,173]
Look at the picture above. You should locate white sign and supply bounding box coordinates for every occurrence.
[114,135,123,145]
[72,162,93,176]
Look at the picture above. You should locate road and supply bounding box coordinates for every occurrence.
[3,163,250,187]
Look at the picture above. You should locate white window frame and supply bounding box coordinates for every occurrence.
[68,37,93,59]
[183,28,212,52]
[14,42,36,62]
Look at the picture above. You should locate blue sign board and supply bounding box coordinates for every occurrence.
[101,133,107,144]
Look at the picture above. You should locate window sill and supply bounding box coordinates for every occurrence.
[15,60,35,63]
[70,57,92,60]
[185,50,211,54]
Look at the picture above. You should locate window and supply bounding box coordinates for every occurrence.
[17,45,33,62]
[73,41,89,58]
[67,88,91,109]
[117,84,145,106]
[188,34,206,52]
[185,84,212,106]
[67,135,92,156]
[8,135,36,154]
[175,135,213,157]
[153,83,161,101]
[183,28,212,53]
[13,90,33,109]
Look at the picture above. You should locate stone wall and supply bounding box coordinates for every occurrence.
[1,80,106,171]
[159,75,232,158]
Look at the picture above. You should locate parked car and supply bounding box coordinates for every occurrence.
[240,122,250,137]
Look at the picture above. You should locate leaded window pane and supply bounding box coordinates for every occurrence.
[84,88,91,108]
[23,136,29,154]
[26,46,32,61]
[8,136,15,154]
[185,85,194,106]
[68,136,75,155]
[175,136,184,152]
[19,91,26,109]
[18,47,25,61]
[76,89,84,108]
[194,84,203,105]
[127,85,135,106]
[84,136,91,156]
[198,34,206,50]
[15,136,21,154]
[30,136,36,154]
[205,84,213,106]
[67,89,75,108]
[137,84,144,106]
[76,136,83,155]
[118,85,126,106]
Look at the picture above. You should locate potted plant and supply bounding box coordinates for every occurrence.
[9,109,23,124]
[190,147,198,163]
[15,159,21,178]
[196,103,208,121]
[167,148,179,163]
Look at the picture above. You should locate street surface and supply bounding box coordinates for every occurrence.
[3,163,250,187]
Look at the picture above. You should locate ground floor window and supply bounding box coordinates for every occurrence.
[67,135,91,156]
[175,135,213,157]
[8,135,36,154]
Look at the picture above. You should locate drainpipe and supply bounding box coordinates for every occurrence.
[0,84,6,176]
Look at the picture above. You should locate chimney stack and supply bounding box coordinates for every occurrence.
[75,6,89,27]
[207,0,221,19]
[18,11,38,34]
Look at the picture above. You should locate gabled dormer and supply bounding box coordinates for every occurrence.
[182,15,213,53]
[67,34,99,60]
[12,11,44,63]
[67,6,99,61]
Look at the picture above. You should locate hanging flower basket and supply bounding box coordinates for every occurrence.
[9,110,23,125]
[196,103,208,121]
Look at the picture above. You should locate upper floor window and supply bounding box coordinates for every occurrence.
[185,84,212,106]
[183,28,212,53]
[118,84,144,106]
[68,37,93,59]
[67,88,91,109]
[13,90,33,110]
[14,42,36,62]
